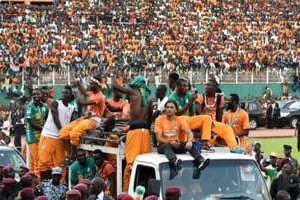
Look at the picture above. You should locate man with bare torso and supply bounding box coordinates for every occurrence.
[112,75,152,191]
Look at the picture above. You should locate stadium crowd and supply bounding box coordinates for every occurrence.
[0,0,299,92]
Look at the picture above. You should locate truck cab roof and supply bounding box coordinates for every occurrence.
[135,147,254,165]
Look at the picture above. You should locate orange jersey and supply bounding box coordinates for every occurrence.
[196,95,224,120]
[154,115,189,142]
[222,108,250,135]
[87,92,106,117]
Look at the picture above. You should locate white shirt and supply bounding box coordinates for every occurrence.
[42,100,74,139]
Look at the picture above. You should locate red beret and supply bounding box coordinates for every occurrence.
[73,183,88,192]
[165,187,181,195]
[20,175,33,182]
[25,171,37,177]
[117,193,128,200]
[1,178,16,184]
[2,166,14,173]
[34,195,48,200]
[20,165,30,171]
[79,179,91,187]
[122,194,134,200]
[21,187,34,196]
[144,195,159,200]
[66,189,81,197]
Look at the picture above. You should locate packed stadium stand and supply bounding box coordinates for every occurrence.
[0,0,299,100]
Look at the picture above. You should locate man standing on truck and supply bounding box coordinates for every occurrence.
[154,100,209,180]
[59,75,106,158]
[112,75,152,192]
[38,85,75,180]
[25,88,48,173]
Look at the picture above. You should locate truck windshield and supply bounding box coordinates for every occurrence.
[160,159,270,200]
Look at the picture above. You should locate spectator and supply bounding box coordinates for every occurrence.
[2,165,15,179]
[273,103,281,128]
[0,178,17,200]
[69,149,96,186]
[87,177,113,200]
[92,149,116,196]
[20,187,35,200]
[283,145,298,172]
[66,189,81,200]
[34,196,48,200]
[270,163,299,200]
[40,167,68,200]
[266,100,273,129]
[73,183,89,200]
[20,166,30,177]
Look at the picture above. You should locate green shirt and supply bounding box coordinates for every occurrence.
[25,101,48,144]
[168,91,194,115]
[70,158,96,184]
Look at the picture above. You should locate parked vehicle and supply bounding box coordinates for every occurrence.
[0,144,26,181]
[240,100,266,129]
[278,101,300,128]
[276,100,295,110]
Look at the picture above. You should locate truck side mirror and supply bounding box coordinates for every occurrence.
[147,179,161,197]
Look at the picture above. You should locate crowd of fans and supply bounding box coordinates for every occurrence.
[0,0,299,89]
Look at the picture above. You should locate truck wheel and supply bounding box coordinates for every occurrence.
[250,118,258,129]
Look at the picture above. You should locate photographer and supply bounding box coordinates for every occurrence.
[254,143,265,172]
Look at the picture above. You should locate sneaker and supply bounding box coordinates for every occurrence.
[198,158,210,170]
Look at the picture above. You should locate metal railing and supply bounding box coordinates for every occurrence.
[34,66,299,87]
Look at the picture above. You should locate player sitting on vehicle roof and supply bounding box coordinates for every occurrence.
[154,100,210,180]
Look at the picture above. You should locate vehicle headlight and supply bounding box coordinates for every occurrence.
[281,112,290,117]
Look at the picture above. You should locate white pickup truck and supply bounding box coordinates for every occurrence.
[79,136,271,200]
